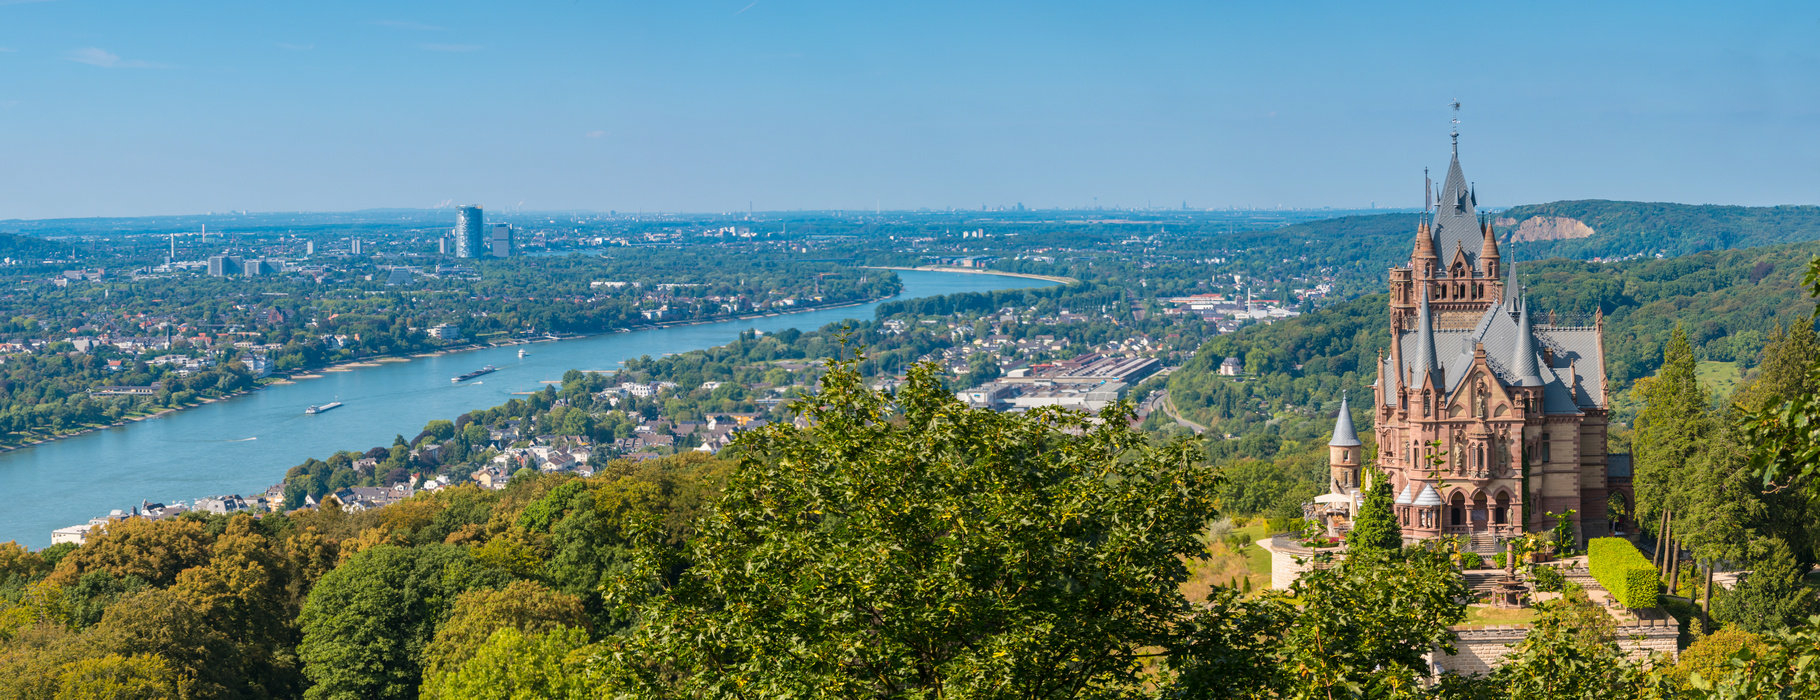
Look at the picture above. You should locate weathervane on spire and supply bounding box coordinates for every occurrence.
[1450,99,1461,153]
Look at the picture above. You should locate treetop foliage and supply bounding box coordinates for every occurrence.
[599,359,1220,698]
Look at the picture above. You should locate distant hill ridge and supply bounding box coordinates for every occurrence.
[1165,237,1820,438]
[1206,201,1820,296]
[1495,200,1820,261]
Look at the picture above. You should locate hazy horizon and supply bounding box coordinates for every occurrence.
[2,1,1816,219]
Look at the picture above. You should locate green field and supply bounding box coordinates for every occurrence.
[1609,360,1745,419]
[1240,520,1272,582]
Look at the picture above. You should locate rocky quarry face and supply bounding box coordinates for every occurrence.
[1493,215,1596,242]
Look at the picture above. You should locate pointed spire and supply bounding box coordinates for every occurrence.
[1386,327,1403,398]
[1330,392,1362,447]
[1503,239,1522,308]
[1480,218,1500,275]
[1510,297,1545,387]
[1450,99,1461,155]
[1424,168,1433,211]
[1414,219,1437,263]
[1377,349,1397,400]
[1415,286,1441,388]
[1431,104,1480,270]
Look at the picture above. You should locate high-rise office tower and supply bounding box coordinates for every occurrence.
[454,206,484,258]
[488,223,513,258]
[351,238,364,255]
[305,240,316,256]
[437,237,450,255]
[207,255,243,277]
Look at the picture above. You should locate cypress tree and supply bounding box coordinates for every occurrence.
[1634,325,1709,558]
[1347,467,1401,554]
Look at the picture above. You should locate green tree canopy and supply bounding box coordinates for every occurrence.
[296,544,510,700]
[1165,545,1469,697]
[600,359,1220,698]
[419,580,590,695]
[422,627,594,700]
[1346,467,1401,554]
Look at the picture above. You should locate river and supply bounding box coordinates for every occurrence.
[0,270,1057,547]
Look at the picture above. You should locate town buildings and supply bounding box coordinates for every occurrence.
[957,353,1159,412]
[1324,134,1625,547]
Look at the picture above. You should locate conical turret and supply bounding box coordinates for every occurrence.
[1480,219,1500,277]
[1509,298,1545,387]
[1502,241,1522,308]
[1413,218,1438,269]
[1329,393,1361,447]
[1414,286,1441,388]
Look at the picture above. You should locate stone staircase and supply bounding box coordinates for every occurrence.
[1469,532,1499,555]
[1464,571,1506,596]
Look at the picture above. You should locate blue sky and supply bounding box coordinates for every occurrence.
[0,0,1815,218]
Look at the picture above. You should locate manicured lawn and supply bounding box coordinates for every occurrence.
[1461,605,1538,626]
[1239,521,1272,582]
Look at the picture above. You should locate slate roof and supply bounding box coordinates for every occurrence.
[1391,293,1605,413]
[1607,453,1633,479]
[1431,146,1482,273]
[1329,394,1362,447]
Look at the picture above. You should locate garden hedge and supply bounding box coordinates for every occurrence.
[1588,537,1659,609]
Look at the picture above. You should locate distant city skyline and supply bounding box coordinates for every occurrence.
[1,1,1816,219]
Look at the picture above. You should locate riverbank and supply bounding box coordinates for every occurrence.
[0,288,909,456]
[0,386,265,454]
[862,266,1078,285]
[0,269,1058,547]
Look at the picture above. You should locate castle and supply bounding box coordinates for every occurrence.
[1323,130,1629,548]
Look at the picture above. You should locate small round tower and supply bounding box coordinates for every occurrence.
[1329,393,1363,492]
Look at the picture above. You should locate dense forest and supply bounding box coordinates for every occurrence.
[1500,200,1820,262]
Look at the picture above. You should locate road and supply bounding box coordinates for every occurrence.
[1158,391,1208,435]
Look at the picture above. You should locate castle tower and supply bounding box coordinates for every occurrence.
[1328,393,1362,492]
[1388,129,1507,331]
[1364,119,1617,548]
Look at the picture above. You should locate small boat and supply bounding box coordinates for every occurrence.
[452,365,498,383]
[305,401,344,415]
[518,348,527,358]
